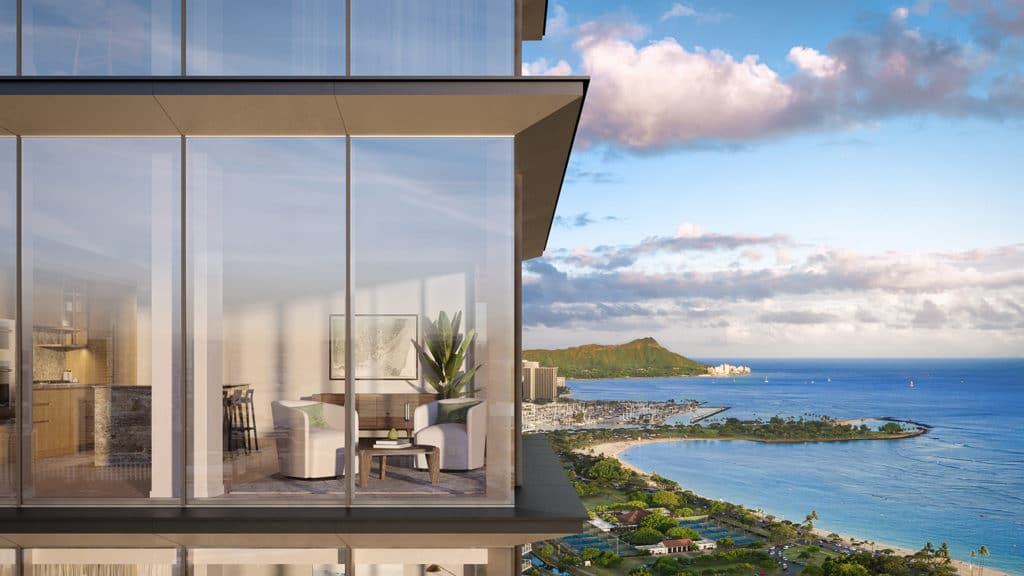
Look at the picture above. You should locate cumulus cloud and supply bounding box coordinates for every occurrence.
[570,7,1015,149]
[547,3,570,35]
[576,22,793,147]
[524,223,1024,357]
[521,57,573,76]
[661,3,697,21]
[788,46,846,78]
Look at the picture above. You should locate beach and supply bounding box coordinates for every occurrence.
[578,438,1013,576]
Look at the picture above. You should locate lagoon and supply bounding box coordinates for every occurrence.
[567,358,1024,575]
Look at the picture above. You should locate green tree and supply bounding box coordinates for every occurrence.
[587,458,629,482]
[640,513,680,534]
[651,490,681,508]
[665,527,700,540]
[537,544,555,559]
[628,568,654,576]
[718,537,735,549]
[770,524,799,545]
[978,545,990,576]
[624,527,666,545]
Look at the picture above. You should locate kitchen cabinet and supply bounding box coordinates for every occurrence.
[32,386,95,459]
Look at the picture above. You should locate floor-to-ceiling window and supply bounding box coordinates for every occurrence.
[23,548,178,576]
[0,0,14,75]
[350,0,513,75]
[350,137,515,505]
[0,139,14,502]
[22,137,180,501]
[187,137,348,502]
[21,0,180,75]
[187,0,344,75]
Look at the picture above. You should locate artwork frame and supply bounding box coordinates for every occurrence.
[329,314,419,380]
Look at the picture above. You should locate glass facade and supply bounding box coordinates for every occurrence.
[0,136,516,507]
[351,0,514,75]
[0,139,13,501]
[22,548,178,576]
[22,0,180,75]
[0,0,13,75]
[187,138,347,502]
[22,138,180,501]
[187,0,345,75]
[8,0,516,76]
[351,138,515,504]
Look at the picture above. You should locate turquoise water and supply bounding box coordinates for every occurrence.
[567,359,1024,575]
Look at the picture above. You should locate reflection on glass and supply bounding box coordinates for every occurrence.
[187,138,347,502]
[0,139,13,500]
[0,0,14,76]
[24,138,180,500]
[24,548,177,576]
[351,138,514,504]
[188,0,344,75]
[351,0,513,75]
[22,0,180,75]
[189,548,345,576]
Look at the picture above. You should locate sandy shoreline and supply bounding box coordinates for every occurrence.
[576,439,1012,576]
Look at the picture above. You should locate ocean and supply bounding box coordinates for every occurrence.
[566,358,1024,575]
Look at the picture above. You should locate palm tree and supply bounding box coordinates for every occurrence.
[938,542,951,564]
[978,545,989,576]
[970,549,977,576]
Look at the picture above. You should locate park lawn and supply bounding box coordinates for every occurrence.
[784,545,838,567]
[580,485,632,509]
[687,559,781,576]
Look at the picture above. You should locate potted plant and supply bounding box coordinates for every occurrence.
[412,311,483,399]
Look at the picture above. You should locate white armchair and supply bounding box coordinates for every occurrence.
[271,400,358,479]
[412,399,486,471]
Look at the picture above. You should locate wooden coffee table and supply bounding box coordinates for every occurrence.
[359,444,439,488]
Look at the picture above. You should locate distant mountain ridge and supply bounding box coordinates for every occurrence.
[523,337,709,379]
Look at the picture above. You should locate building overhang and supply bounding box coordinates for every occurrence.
[522,0,549,40]
[0,436,586,548]
[0,77,587,259]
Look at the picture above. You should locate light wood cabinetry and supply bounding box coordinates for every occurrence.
[32,386,94,459]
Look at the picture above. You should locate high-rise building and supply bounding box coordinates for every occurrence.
[522,360,559,402]
[0,1,587,573]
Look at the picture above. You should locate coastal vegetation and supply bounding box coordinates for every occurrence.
[549,415,924,450]
[523,337,709,378]
[538,434,964,576]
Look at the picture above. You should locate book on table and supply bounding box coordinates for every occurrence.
[373,440,412,449]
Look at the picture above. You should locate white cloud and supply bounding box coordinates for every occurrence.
[892,6,911,21]
[674,223,706,238]
[521,58,573,76]
[547,4,569,35]
[572,14,985,149]
[661,3,697,21]
[787,46,846,78]
[575,22,793,147]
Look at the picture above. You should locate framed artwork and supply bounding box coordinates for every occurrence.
[329,314,419,380]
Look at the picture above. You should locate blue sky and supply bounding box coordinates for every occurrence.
[522,1,1024,357]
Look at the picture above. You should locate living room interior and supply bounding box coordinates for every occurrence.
[13,136,514,505]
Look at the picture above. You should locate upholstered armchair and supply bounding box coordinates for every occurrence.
[271,400,358,479]
[412,399,486,471]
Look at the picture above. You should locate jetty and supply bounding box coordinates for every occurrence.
[690,406,730,423]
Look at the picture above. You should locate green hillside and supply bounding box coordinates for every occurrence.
[523,337,709,379]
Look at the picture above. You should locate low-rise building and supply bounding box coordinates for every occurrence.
[694,539,718,551]
[636,542,669,555]
[663,539,692,553]
[610,509,651,527]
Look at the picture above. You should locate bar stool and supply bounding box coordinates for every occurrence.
[241,388,259,452]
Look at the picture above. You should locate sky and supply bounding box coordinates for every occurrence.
[521,0,1024,358]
